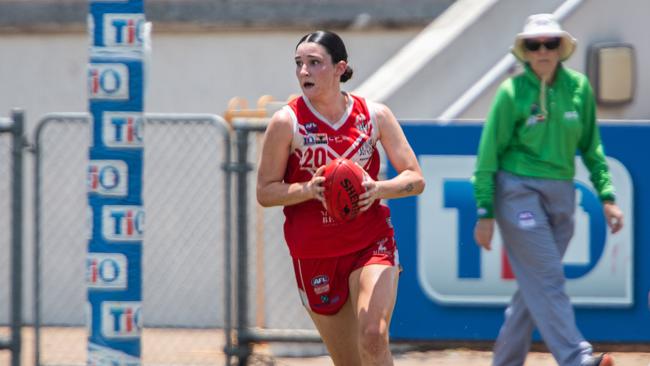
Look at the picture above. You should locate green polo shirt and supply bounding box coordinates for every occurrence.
[473,64,616,219]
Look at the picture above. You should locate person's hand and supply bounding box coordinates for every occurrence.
[603,201,624,234]
[474,218,495,250]
[307,165,327,207]
[359,172,379,212]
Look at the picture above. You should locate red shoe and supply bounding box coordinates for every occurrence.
[594,353,614,366]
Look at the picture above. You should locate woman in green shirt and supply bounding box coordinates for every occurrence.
[472,14,623,366]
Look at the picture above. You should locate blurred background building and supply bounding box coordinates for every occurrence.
[0,0,453,29]
[1,0,648,132]
[0,0,450,132]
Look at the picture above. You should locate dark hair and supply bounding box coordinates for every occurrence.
[296,30,354,82]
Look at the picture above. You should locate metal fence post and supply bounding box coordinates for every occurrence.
[0,109,25,366]
[234,127,252,365]
[222,130,234,366]
[11,109,24,366]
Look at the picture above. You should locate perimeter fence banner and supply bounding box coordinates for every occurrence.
[389,121,650,342]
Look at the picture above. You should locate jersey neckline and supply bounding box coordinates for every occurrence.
[301,92,354,131]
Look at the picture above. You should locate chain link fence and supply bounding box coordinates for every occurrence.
[33,113,240,365]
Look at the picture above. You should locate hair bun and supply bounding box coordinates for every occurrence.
[341,65,353,82]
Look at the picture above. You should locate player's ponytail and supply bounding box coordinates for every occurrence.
[340,65,353,83]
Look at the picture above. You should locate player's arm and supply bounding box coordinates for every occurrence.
[256,109,326,207]
[359,102,425,210]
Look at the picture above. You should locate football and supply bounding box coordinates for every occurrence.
[322,158,367,222]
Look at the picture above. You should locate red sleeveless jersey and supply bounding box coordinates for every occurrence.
[282,93,393,259]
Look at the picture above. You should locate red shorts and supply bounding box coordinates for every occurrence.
[292,235,399,315]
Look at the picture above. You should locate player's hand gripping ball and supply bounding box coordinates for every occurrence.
[322,158,367,222]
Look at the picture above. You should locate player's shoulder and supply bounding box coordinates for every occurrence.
[348,93,376,109]
[355,95,390,119]
[367,100,396,127]
[268,106,295,134]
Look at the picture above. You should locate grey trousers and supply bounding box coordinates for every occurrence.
[492,172,594,366]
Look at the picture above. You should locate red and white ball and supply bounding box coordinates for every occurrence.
[322,158,367,222]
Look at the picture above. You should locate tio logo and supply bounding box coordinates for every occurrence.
[102,205,144,242]
[103,13,145,47]
[86,253,127,290]
[88,160,128,196]
[102,112,144,148]
[417,156,633,306]
[101,301,142,339]
[88,63,129,100]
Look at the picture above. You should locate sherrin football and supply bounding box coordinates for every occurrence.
[322,158,367,222]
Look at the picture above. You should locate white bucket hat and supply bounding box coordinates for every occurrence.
[511,13,577,62]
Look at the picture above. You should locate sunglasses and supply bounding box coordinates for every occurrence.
[524,38,561,52]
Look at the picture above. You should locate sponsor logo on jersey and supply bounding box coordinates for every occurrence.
[358,140,374,160]
[355,113,369,134]
[304,133,328,146]
[328,135,346,143]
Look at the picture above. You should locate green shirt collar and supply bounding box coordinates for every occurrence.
[523,62,567,87]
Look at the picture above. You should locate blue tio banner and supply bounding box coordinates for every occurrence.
[388,121,649,342]
[87,0,147,364]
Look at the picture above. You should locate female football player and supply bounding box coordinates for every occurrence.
[257,30,425,365]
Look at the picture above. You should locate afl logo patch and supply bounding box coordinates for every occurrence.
[305,122,318,133]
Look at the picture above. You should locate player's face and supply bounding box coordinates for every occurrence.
[524,37,561,81]
[295,42,342,97]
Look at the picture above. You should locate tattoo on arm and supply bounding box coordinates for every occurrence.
[400,183,414,193]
